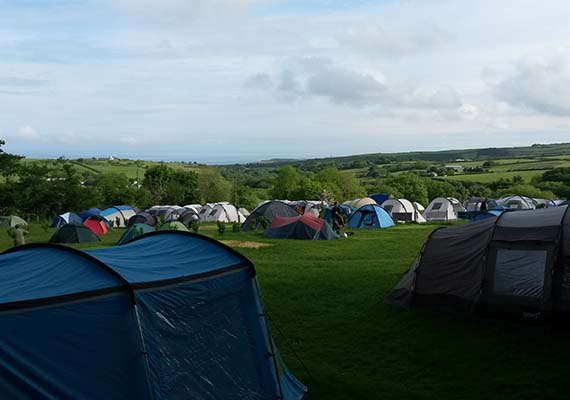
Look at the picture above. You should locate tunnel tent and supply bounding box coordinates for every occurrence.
[347,204,395,229]
[179,208,200,227]
[242,201,300,231]
[203,203,246,223]
[0,232,307,399]
[459,197,499,220]
[382,199,426,223]
[0,215,28,228]
[496,195,537,211]
[198,204,214,220]
[387,206,570,318]
[264,213,338,240]
[100,205,136,228]
[423,197,465,221]
[51,212,83,228]
[117,223,155,245]
[49,224,100,243]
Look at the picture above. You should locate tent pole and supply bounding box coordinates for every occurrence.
[134,304,156,400]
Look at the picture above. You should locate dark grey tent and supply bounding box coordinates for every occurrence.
[387,206,570,318]
[50,224,100,244]
[242,201,299,231]
[127,212,158,227]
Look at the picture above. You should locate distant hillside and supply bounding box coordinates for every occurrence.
[244,142,570,169]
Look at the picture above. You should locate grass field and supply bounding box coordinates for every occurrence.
[2,223,570,399]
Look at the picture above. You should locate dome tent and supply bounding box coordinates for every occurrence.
[382,199,426,223]
[347,204,395,229]
[387,206,570,318]
[0,232,307,399]
[51,212,83,228]
[83,215,109,236]
[158,221,189,232]
[242,201,299,231]
[50,224,100,243]
[264,213,339,240]
[127,212,158,228]
[117,223,155,245]
[423,197,465,221]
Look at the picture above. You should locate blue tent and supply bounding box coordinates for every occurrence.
[470,208,505,223]
[79,207,102,221]
[51,212,83,228]
[0,232,307,399]
[347,204,395,229]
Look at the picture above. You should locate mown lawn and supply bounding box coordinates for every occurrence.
[2,223,570,399]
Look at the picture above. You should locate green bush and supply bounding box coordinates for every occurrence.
[217,221,226,235]
[232,222,240,233]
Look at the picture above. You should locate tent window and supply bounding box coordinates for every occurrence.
[384,205,394,213]
[431,203,443,210]
[494,249,547,299]
[208,209,218,216]
[200,208,208,214]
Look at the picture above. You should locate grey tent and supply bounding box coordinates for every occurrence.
[242,201,299,231]
[50,224,100,244]
[387,206,570,318]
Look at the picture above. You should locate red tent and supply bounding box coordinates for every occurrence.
[84,218,108,236]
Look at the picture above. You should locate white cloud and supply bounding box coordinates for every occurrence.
[492,51,570,116]
[246,57,463,111]
[337,24,450,58]
[17,126,41,141]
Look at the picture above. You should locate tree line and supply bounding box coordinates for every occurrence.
[0,139,568,220]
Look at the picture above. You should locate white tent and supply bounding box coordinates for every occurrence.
[203,203,247,223]
[198,203,215,220]
[413,202,425,212]
[423,197,465,221]
[382,199,426,223]
[183,204,202,214]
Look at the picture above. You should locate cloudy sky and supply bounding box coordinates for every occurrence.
[1,0,570,163]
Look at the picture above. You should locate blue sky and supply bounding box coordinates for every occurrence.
[1,0,570,163]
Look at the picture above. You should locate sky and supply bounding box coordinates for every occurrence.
[1,0,570,163]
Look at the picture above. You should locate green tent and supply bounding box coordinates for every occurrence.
[158,221,189,232]
[117,223,156,245]
[0,215,28,228]
[50,224,100,244]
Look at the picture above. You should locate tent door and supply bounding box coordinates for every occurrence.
[482,242,554,311]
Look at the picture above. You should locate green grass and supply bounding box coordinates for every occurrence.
[2,223,570,399]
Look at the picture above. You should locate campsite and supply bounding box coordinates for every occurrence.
[2,215,570,399]
[3,1,570,398]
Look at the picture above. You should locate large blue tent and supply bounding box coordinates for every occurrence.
[0,232,307,399]
[347,204,395,229]
[51,212,83,228]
